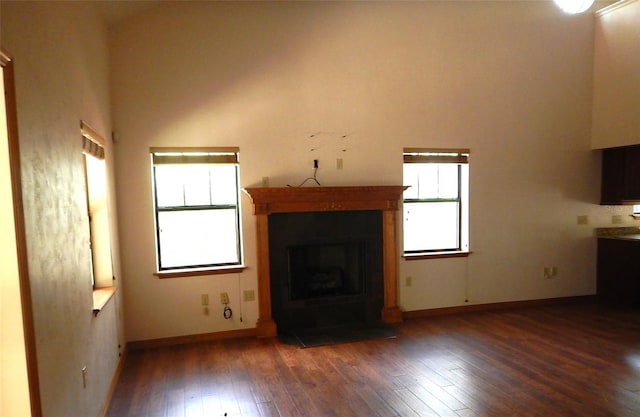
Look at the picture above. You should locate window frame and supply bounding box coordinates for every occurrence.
[81,120,117,315]
[81,122,113,288]
[402,148,470,259]
[150,147,245,276]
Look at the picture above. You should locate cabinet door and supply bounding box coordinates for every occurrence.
[598,238,640,307]
[601,147,626,204]
[592,0,640,149]
[625,146,640,200]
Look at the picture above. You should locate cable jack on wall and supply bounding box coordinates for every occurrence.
[223,304,232,320]
[287,159,321,187]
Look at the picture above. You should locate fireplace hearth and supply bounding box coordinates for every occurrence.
[243,186,407,337]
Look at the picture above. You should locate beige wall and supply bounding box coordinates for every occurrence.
[2,2,124,417]
[110,1,636,342]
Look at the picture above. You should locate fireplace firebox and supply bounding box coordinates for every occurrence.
[269,210,382,332]
[288,242,366,301]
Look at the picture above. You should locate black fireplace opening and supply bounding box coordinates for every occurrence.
[288,242,366,301]
[269,210,383,333]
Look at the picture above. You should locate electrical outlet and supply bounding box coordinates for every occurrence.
[577,215,588,225]
[313,159,319,169]
[544,267,558,279]
[612,215,623,224]
[261,176,270,187]
[220,292,229,305]
[405,276,412,287]
[243,289,255,302]
[201,294,209,306]
[336,158,343,170]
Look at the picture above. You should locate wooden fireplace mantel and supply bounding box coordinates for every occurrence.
[243,185,408,337]
[243,185,407,215]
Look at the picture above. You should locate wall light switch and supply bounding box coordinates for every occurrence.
[612,215,623,224]
[220,292,230,304]
[577,215,588,225]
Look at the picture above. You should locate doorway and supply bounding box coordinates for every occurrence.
[0,50,41,417]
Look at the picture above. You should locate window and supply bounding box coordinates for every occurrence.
[81,122,114,288]
[150,147,243,272]
[403,148,469,256]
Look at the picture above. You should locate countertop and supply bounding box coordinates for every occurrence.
[596,227,640,241]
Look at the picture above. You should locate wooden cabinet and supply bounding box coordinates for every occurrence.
[591,0,640,150]
[600,145,640,204]
[597,237,640,307]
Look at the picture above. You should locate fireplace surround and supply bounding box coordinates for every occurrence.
[243,185,407,337]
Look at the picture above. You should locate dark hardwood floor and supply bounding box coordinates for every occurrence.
[106,303,640,417]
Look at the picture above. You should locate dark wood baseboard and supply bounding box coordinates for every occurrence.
[124,296,596,351]
[403,295,597,320]
[128,327,257,351]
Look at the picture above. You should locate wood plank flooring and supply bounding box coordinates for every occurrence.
[106,303,640,417]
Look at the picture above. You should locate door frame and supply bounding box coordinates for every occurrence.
[2,48,42,417]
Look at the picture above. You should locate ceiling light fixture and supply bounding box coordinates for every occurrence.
[553,0,595,14]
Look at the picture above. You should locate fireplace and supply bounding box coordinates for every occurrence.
[269,210,382,332]
[243,186,406,337]
[288,241,366,301]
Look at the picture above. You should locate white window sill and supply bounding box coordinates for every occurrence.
[93,286,117,316]
[403,251,472,261]
[154,265,247,279]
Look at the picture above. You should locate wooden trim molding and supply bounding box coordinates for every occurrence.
[243,186,407,337]
[243,186,407,215]
[127,328,257,350]
[403,295,598,320]
[0,50,11,66]
[3,50,44,417]
[98,346,128,417]
[381,210,402,323]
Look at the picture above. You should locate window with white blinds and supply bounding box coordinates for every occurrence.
[150,147,243,271]
[403,148,470,255]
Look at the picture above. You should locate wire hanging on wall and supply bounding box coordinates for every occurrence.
[287,160,321,187]
[223,305,232,320]
[284,130,356,187]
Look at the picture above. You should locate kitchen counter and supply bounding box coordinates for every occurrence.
[599,233,640,241]
[595,227,640,240]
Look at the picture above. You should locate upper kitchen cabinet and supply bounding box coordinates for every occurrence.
[601,144,640,204]
[591,0,640,149]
